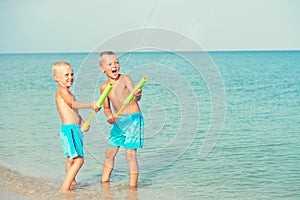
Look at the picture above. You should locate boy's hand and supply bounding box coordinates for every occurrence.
[93,102,101,112]
[107,114,116,124]
[134,89,142,96]
[134,89,142,101]
[81,124,90,132]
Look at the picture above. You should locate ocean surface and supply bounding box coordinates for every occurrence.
[0,50,299,199]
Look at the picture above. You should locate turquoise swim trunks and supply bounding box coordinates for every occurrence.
[60,124,84,158]
[109,112,144,149]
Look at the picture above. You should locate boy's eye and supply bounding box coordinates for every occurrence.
[107,62,119,67]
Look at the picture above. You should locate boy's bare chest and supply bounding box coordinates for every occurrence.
[109,81,130,100]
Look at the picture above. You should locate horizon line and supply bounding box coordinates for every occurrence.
[1,49,300,55]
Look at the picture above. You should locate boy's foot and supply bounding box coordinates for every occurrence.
[59,188,71,193]
[100,180,109,184]
[71,180,77,186]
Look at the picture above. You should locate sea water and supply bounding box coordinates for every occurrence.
[0,51,299,199]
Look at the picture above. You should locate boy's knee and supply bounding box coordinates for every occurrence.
[74,157,84,166]
[105,151,117,161]
[67,157,74,164]
[126,151,137,161]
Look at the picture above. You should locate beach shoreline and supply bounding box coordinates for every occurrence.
[0,164,143,200]
[0,164,76,199]
[0,187,33,200]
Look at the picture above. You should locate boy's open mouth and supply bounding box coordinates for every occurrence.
[112,69,117,73]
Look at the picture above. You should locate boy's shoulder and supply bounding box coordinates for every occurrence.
[119,74,131,80]
[100,80,111,91]
[117,74,133,85]
[100,80,109,86]
[56,86,71,98]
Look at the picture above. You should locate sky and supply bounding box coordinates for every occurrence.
[0,0,300,53]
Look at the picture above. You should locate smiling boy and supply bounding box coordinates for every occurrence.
[52,61,100,192]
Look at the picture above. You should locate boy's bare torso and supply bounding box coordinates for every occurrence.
[56,87,81,124]
[104,74,140,115]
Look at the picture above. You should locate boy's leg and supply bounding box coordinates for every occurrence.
[101,147,119,183]
[65,158,77,186]
[126,149,138,187]
[60,157,84,192]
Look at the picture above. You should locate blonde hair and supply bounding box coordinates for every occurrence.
[99,51,116,66]
[52,61,72,77]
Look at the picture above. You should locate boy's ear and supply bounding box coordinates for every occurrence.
[99,65,105,73]
[54,73,62,82]
[54,75,59,82]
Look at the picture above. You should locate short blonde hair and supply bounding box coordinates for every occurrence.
[52,61,72,77]
[99,51,116,66]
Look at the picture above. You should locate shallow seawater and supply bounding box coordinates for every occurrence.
[0,51,300,199]
[0,164,184,200]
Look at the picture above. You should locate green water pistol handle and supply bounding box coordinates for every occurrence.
[81,82,114,131]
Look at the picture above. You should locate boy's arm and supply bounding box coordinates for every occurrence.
[103,99,112,116]
[60,88,99,110]
[100,83,115,124]
[79,115,90,132]
[59,88,75,107]
[73,101,96,109]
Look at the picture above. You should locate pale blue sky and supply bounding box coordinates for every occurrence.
[1,0,299,53]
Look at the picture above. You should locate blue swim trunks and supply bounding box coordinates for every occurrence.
[109,112,144,149]
[60,124,84,158]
